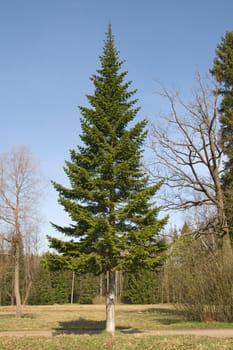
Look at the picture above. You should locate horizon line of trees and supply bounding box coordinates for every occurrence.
[0,247,163,306]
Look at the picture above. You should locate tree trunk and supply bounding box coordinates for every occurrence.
[100,273,103,297]
[106,270,115,333]
[23,280,32,306]
[222,231,233,256]
[216,197,232,254]
[70,271,75,304]
[14,240,22,318]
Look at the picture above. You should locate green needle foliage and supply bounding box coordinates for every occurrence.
[47,24,167,285]
[211,31,233,173]
[211,31,233,240]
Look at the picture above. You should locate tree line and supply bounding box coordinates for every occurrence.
[0,251,162,306]
[0,26,233,332]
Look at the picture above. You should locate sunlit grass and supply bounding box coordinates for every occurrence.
[0,334,233,350]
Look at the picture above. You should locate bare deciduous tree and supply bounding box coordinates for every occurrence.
[0,145,42,317]
[149,73,231,251]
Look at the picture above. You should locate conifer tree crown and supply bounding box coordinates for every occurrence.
[47,24,167,275]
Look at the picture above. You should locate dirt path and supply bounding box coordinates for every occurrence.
[0,329,232,338]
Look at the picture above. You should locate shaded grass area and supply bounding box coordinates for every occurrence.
[0,334,233,350]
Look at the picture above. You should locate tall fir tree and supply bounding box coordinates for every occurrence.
[211,31,233,241]
[47,24,167,332]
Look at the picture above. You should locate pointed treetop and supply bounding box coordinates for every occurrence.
[100,22,119,64]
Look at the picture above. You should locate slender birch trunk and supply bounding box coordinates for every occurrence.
[14,212,22,318]
[14,239,22,318]
[23,280,32,306]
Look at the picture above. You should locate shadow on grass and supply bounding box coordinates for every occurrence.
[0,313,36,319]
[144,307,184,325]
[0,314,15,319]
[122,306,185,326]
[145,307,184,316]
[56,318,132,335]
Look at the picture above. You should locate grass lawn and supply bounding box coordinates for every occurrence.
[0,334,233,350]
[0,304,232,349]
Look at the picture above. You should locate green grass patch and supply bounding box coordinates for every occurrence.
[0,334,233,350]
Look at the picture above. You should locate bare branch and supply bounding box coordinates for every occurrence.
[148,73,229,241]
[0,145,45,317]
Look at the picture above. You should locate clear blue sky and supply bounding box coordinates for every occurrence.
[1,0,232,248]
